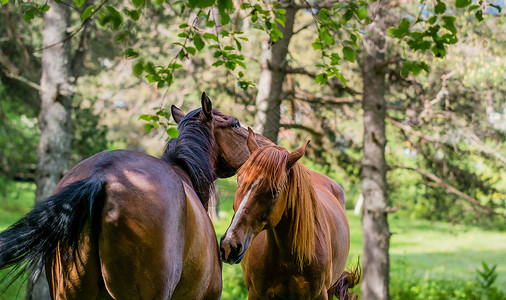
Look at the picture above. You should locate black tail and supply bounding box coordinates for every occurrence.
[0,176,105,294]
[333,259,362,300]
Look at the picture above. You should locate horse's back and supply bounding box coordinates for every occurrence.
[314,178,350,287]
[49,150,213,299]
[310,170,346,208]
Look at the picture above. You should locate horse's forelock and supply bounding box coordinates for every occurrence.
[237,146,289,191]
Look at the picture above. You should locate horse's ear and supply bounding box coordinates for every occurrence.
[287,140,310,170]
[247,127,260,154]
[201,92,213,120]
[171,105,185,124]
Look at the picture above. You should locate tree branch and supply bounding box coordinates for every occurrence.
[390,165,498,214]
[0,49,40,90]
[280,123,323,138]
[284,65,362,96]
[291,88,359,106]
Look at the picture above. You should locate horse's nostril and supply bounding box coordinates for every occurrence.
[236,243,242,253]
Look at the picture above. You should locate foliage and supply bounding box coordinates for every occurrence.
[390,274,505,300]
[71,105,109,164]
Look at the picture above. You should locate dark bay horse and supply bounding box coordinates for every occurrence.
[0,93,269,299]
[220,128,360,300]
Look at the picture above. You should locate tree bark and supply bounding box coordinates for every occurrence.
[254,0,296,144]
[360,1,391,300]
[31,1,72,299]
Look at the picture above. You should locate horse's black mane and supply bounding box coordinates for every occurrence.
[161,108,216,210]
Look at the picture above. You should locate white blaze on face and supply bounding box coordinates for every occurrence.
[225,178,260,240]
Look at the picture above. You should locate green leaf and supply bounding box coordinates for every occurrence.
[475,10,483,21]
[318,8,330,21]
[225,61,236,70]
[39,4,50,12]
[139,114,159,122]
[81,5,95,21]
[168,63,183,69]
[431,44,446,58]
[203,33,218,41]
[312,40,323,50]
[455,0,471,8]
[330,67,346,87]
[143,62,156,75]
[388,18,411,39]
[125,48,139,58]
[194,34,205,51]
[315,73,328,85]
[24,8,37,22]
[132,0,144,8]
[356,6,368,20]
[434,1,446,14]
[188,0,215,8]
[1,0,9,6]
[442,16,457,34]
[400,61,412,77]
[167,127,179,138]
[238,81,251,90]
[212,60,224,67]
[468,4,480,11]
[274,17,285,27]
[186,46,196,55]
[105,6,123,30]
[218,1,231,25]
[320,26,334,45]
[145,123,155,133]
[127,9,140,21]
[73,0,85,8]
[330,52,341,65]
[133,61,144,76]
[157,80,165,89]
[342,46,355,62]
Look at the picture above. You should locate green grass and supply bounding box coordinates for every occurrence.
[1,178,505,299]
[0,180,34,299]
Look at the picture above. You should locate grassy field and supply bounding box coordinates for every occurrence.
[0,178,505,299]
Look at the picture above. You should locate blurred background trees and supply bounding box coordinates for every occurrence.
[0,0,504,299]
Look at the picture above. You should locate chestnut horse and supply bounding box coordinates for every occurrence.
[0,93,269,299]
[220,128,360,300]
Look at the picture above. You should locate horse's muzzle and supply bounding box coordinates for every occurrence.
[220,235,245,264]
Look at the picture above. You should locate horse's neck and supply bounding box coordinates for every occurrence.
[168,163,213,208]
[266,211,293,257]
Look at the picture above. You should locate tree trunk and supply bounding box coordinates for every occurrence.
[360,1,391,300]
[254,0,296,144]
[31,1,72,299]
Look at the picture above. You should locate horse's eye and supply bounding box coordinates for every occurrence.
[232,122,241,129]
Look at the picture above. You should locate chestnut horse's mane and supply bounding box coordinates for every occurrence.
[237,145,320,269]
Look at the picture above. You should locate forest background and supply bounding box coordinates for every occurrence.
[0,0,505,299]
